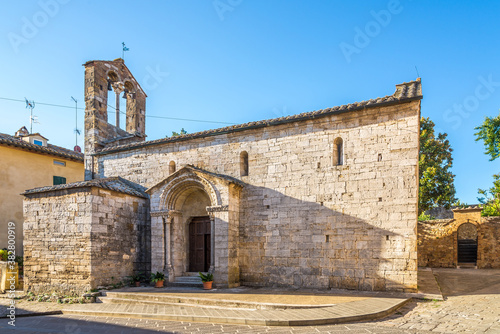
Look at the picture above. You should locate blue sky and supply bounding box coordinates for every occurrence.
[0,0,498,203]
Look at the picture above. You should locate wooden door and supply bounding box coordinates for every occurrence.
[189,216,211,272]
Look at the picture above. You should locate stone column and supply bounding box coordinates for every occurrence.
[209,215,215,274]
[151,210,177,280]
[164,216,175,282]
[112,83,124,128]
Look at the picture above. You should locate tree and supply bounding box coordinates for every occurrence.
[419,117,457,214]
[475,114,500,216]
[168,128,187,137]
[478,174,500,216]
[475,114,500,161]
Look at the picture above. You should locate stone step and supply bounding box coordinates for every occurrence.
[62,297,411,326]
[165,275,203,287]
[165,282,203,288]
[100,291,333,310]
[98,296,252,310]
[175,276,202,282]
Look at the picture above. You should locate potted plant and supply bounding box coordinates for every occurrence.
[129,272,144,287]
[150,271,165,288]
[199,272,214,290]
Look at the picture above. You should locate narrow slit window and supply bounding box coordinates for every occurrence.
[333,137,344,166]
[169,161,176,174]
[240,151,249,176]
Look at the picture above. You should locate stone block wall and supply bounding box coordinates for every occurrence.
[84,59,146,180]
[417,219,456,267]
[89,188,150,288]
[23,187,149,296]
[23,189,93,295]
[96,100,420,292]
[478,217,500,268]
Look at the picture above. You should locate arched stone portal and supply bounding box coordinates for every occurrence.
[147,165,243,288]
[173,188,211,275]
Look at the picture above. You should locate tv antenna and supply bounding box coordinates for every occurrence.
[71,96,80,147]
[25,98,38,133]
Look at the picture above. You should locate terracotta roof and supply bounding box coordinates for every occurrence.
[0,132,83,162]
[21,132,49,140]
[22,176,148,198]
[96,78,422,155]
[451,205,483,211]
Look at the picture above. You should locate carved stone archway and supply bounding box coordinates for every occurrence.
[146,165,243,287]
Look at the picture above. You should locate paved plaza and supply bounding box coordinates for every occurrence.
[1,268,499,333]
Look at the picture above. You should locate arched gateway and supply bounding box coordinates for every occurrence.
[457,222,478,264]
[147,165,243,288]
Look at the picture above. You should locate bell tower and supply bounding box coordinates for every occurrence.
[83,58,147,180]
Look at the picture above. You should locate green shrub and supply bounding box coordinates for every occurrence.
[418,213,434,221]
[198,272,213,282]
[0,249,8,261]
[150,272,165,283]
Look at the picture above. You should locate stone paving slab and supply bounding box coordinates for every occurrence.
[0,298,76,318]
[61,297,410,326]
[103,288,368,309]
[416,268,443,300]
[0,314,432,333]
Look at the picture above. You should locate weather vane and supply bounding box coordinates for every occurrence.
[122,42,129,60]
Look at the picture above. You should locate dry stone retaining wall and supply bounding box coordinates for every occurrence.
[418,209,500,269]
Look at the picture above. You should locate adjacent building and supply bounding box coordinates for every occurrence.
[0,126,84,256]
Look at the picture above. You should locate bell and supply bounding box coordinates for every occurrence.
[107,81,112,91]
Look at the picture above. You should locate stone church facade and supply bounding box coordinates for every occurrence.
[23,59,422,295]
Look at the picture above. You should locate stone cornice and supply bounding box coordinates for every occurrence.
[206,205,228,213]
[150,210,182,218]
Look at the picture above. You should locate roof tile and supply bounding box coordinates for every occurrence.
[22,176,148,198]
[0,133,83,161]
[97,78,422,155]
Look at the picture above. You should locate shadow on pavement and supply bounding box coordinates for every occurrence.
[432,268,500,297]
[0,315,172,334]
